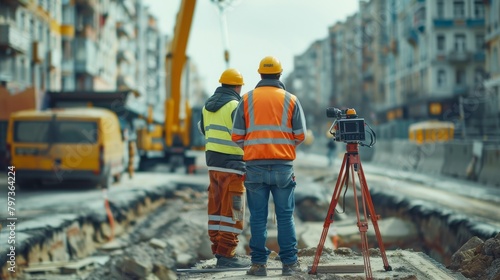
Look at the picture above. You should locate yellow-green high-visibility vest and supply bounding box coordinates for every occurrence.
[202,100,243,156]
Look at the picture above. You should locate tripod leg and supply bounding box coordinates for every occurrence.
[358,162,392,271]
[309,153,349,274]
[349,160,374,279]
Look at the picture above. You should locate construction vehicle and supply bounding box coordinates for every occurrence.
[7,107,125,189]
[45,0,206,173]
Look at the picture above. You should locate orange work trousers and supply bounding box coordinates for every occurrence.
[207,170,245,257]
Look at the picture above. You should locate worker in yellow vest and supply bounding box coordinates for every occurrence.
[198,68,250,268]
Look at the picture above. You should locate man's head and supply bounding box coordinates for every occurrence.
[258,56,282,80]
[219,68,244,93]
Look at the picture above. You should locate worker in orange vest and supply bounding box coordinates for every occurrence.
[231,56,307,277]
[198,68,250,268]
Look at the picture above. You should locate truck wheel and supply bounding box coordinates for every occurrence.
[113,173,122,184]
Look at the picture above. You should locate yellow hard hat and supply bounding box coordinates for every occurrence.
[258,56,282,74]
[219,68,244,85]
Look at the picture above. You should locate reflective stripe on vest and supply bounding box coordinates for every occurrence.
[240,89,298,160]
[202,100,243,155]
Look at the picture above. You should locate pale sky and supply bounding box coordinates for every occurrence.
[142,0,359,95]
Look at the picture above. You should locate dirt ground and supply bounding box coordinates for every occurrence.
[79,186,497,280]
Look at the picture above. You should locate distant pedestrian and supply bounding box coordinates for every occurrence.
[198,68,250,268]
[327,139,337,166]
[232,56,307,277]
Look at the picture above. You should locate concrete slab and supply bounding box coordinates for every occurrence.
[177,249,466,280]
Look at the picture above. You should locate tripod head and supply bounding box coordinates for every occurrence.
[326,107,376,148]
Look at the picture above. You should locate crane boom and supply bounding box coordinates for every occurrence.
[165,0,197,148]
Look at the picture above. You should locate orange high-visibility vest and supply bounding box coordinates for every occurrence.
[232,87,305,161]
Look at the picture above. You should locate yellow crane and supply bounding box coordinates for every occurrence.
[139,0,234,172]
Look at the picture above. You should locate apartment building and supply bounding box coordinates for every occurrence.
[284,39,331,135]
[379,0,487,138]
[359,0,387,123]
[330,14,363,110]
[0,0,62,114]
[484,0,500,134]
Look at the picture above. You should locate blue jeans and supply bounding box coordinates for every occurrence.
[244,164,298,265]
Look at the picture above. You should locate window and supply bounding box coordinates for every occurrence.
[474,1,484,18]
[438,69,446,86]
[437,35,445,51]
[14,120,98,143]
[62,39,72,60]
[476,35,484,51]
[456,69,466,85]
[454,34,466,52]
[14,121,49,143]
[19,58,25,82]
[437,0,445,18]
[18,11,25,31]
[29,18,34,38]
[453,1,465,18]
[57,121,97,143]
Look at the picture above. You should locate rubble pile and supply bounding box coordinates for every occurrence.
[449,233,500,280]
[85,189,213,280]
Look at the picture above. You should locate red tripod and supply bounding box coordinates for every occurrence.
[309,143,392,279]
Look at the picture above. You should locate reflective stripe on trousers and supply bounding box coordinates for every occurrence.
[207,170,245,257]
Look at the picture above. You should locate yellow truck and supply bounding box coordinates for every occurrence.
[6,107,125,188]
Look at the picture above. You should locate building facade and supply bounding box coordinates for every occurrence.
[379,0,488,138]
[483,0,500,136]
[286,39,332,136]
[0,0,181,122]
[0,0,63,114]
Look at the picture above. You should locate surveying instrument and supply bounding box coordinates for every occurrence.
[309,108,392,279]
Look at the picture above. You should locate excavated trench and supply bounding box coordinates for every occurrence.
[368,188,499,265]
[2,169,499,280]
[298,169,500,267]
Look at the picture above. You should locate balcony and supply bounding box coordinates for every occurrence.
[117,49,135,64]
[414,4,426,33]
[61,59,74,74]
[32,41,45,64]
[433,18,485,28]
[473,51,486,62]
[48,50,61,70]
[414,17,425,33]
[405,27,419,46]
[116,22,135,38]
[466,19,485,28]
[74,38,98,75]
[448,50,470,63]
[433,19,454,28]
[0,24,30,54]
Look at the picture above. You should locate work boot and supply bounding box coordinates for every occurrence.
[216,255,251,268]
[246,264,267,276]
[282,261,301,276]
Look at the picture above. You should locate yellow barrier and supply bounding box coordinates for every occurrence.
[408,121,454,144]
